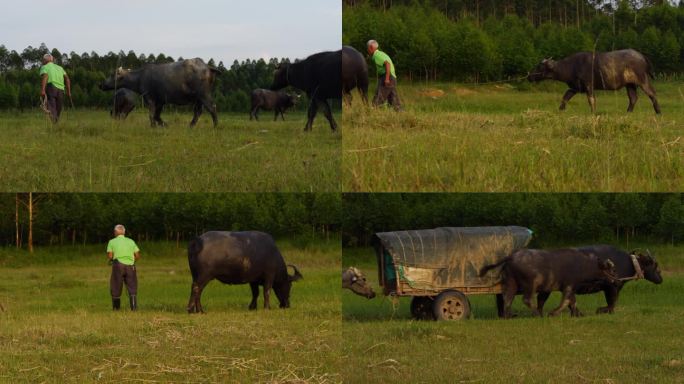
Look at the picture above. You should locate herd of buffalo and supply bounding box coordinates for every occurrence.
[344,245,662,319]
[99,46,661,130]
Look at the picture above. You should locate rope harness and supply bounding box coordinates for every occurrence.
[618,253,644,281]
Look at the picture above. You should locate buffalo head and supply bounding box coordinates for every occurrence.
[527,58,556,82]
[273,264,303,308]
[271,63,290,90]
[100,67,130,91]
[634,250,663,284]
[342,267,376,299]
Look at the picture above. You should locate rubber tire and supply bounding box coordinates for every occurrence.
[433,290,471,321]
[410,296,435,320]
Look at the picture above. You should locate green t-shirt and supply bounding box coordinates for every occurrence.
[371,50,396,78]
[106,235,139,265]
[39,62,67,90]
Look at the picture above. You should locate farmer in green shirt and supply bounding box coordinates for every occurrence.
[106,224,140,311]
[367,40,402,111]
[39,54,71,123]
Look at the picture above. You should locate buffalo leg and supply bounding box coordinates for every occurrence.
[343,90,352,106]
[597,287,619,314]
[154,104,166,127]
[626,84,638,112]
[501,279,517,319]
[251,106,260,121]
[190,102,203,127]
[280,109,285,121]
[201,98,219,127]
[586,90,597,114]
[549,286,574,317]
[305,99,319,131]
[320,100,338,132]
[568,293,583,317]
[147,100,157,127]
[640,82,661,114]
[536,291,550,315]
[263,280,273,309]
[522,290,541,317]
[187,280,206,313]
[249,282,259,310]
[559,89,577,111]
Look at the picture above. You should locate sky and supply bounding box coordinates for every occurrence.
[0,0,341,64]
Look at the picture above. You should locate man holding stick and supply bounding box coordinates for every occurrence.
[39,53,71,123]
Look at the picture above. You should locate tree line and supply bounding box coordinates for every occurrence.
[343,1,684,82]
[0,44,309,112]
[342,193,684,247]
[0,194,341,250]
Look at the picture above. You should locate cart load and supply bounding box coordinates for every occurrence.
[374,226,533,296]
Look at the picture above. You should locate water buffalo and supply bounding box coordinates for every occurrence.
[186,231,302,313]
[479,248,618,318]
[271,50,342,132]
[101,58,220,127]
[536,246,662,316]
[527,49,660,114]
[342,46,369,106]
[342,267,376,299]
[110,88,137,120]
[250,89,299,121]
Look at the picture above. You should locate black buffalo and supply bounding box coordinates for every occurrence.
[342,45,369,106]
[271,50,342,131]
[186,231,303,313]
[527,49,660,114]
[250,89,299,121]
[536,246,662,316]
[101,58,220,127]
[479,248,618,318]
[110,88,137,120]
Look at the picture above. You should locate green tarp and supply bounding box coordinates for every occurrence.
[375,226,533,291]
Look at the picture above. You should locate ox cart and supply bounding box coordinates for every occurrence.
[374,226,533,320]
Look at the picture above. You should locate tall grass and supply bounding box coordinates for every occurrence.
[343,81,684,192]
[342,244,684,383]
[0,241,341,383]
[0,110,340,192]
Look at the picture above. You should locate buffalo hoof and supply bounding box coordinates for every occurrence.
[596,307,614,314]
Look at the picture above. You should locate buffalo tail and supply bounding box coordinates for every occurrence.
[187,236,204,282]
[478,257,510,277]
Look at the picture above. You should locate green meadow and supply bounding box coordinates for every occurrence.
[341,244,684,383]
[343,81,684,192]
[0,110,340,192]
[0,240,341,383]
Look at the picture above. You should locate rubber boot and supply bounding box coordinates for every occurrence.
[112,298,121,311]
[129,295,137,311]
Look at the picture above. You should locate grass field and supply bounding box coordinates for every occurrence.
[0,110,340,192]
[342,244,684,383]
[0,240,340,383]
[343,81,684,192]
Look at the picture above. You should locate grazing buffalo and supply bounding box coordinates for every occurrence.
[250,89,299,121]
[479,248,618,318]
[186,231,303,313]
[342,46,369,106]
[101,58,220,127]
[110,88,137,120]
[536,246,662,316]
[271,50,342,132]
[527,49,660,114]
[342,267,376,299]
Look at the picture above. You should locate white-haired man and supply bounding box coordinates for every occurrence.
[106,225,140,311]
[39,53,71,123]
[367,40,402,111]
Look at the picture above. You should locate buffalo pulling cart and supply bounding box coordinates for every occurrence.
[374,226,533,320]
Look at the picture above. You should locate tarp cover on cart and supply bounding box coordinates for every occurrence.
[375,226,533,292]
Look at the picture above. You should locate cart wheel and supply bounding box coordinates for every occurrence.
[410,296,435,320]
[433,290,471,321]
